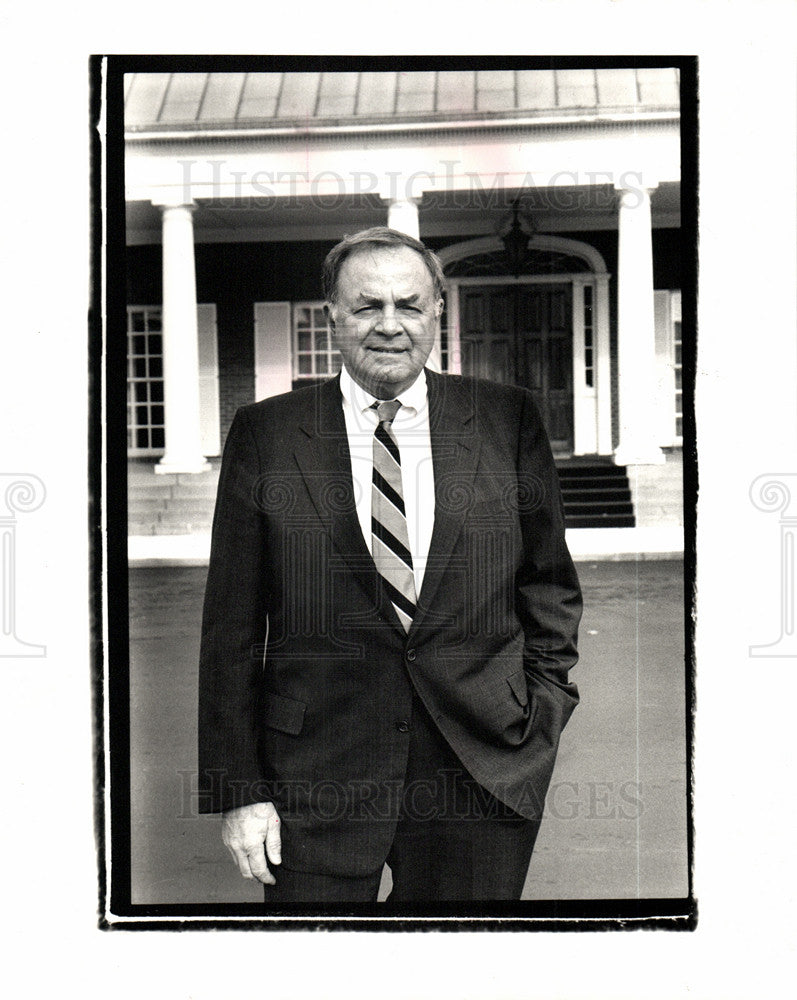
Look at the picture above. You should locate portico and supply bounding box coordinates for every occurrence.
[124,67,683,495]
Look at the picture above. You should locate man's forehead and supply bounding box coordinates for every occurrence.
[339,245,434,290]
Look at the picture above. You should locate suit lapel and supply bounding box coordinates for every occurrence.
[293,376,401,632]
[293,372,483,639]
[412,370,481,634]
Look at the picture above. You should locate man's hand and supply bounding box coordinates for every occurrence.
[221,801,282,884]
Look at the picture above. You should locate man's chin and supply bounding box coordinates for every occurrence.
[360,358,419,397]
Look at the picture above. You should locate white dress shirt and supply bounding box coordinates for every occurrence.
[339,365,435,596]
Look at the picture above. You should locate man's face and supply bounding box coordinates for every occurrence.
[327,245,443,398]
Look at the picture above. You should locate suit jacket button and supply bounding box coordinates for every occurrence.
[397,720,410,733]
[406,648,416,662]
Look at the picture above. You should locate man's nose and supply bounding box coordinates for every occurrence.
[374,306,401,335]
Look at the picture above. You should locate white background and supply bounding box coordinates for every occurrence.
[1,2,795,997]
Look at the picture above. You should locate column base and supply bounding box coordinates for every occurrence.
[613,445,666,467]
[155,457,212,476]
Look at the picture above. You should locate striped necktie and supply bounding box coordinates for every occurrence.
[371,399,417,632]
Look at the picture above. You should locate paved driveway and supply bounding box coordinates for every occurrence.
[127,559,689,904]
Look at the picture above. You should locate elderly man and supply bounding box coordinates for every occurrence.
[198,227,582,902]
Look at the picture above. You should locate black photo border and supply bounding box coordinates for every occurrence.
[92,52,698,931]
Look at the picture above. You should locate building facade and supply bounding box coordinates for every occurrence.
[124,68,684,479]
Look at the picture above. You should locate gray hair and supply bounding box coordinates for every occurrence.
[322,227,445,303]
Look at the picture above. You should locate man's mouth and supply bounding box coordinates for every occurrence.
[367,346,407,354]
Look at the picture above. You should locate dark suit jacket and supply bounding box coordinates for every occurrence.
[198,370,582,877]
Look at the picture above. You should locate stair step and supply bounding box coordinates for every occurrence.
[167,481,220,498]
[555,462,636,529]
[127,504,214,520]
[556,464,627,476]
[557,474,630,489]
[566,513,636,528]
[159,498,215,515]
[128,520,157,536]
[561,488,632,503]
[128,483,174,499]
[129,498,169,514]
[128,462,641,533]
[151,521,211,535]
[564,501,634,516]
[127,469,179,487]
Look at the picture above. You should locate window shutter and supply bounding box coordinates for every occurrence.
[197,303,220,456]
[254,302,292,400]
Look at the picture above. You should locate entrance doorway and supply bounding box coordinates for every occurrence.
[459,282,574,452]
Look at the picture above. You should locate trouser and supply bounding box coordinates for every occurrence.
[263,692,541,903]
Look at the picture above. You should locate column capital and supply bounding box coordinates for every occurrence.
[614,175,659,200]
[151,194,197,211]
[378,195,422,207]
[382,197,421,239]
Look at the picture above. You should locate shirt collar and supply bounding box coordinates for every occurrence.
[339,365,428,417]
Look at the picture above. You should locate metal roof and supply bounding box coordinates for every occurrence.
[125,68,680,132]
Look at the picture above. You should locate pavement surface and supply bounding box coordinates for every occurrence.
[128,559,689,904]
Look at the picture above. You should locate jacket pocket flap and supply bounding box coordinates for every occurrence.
[507,668,529,707]
[263,692,306,735]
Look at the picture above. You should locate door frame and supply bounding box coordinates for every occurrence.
[455,281,576,452]
[439,237,612,457]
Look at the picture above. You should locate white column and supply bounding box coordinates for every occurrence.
[385,198,420,239]
[154,200,210,475]
[613,183,665,466]
[595,274,612,455]
[570,280,591,455]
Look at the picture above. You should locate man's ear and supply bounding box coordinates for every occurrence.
[324,302,335,333]
[435,297,445,319]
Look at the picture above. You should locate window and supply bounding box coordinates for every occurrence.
[583,283,594,388]
[127,306,165,454]
[293,303,341,384]
[673,319,682,439]
[671,291,683,442]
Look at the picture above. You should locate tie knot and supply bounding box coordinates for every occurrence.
[373,399,401,425]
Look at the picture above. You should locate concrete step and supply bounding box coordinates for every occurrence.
[151,521,211,535]
[127,461,219,535]
[127,468,179,487]
[559,478,631,493]
[628,456,684,528]
[564,501,635,517]
[566,513,636,528]
[128,520,158,536]
[557,462,635,529]
[166,481,220,499]
[562,487,632,503]
[129,498,170,514]
[128,483,174,499]
[557,469,629,483]
[631,486,684,500]
[156,499,215,517]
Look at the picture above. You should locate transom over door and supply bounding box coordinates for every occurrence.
[459,283,574,452]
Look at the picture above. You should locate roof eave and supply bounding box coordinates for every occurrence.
[124,108,681,143]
